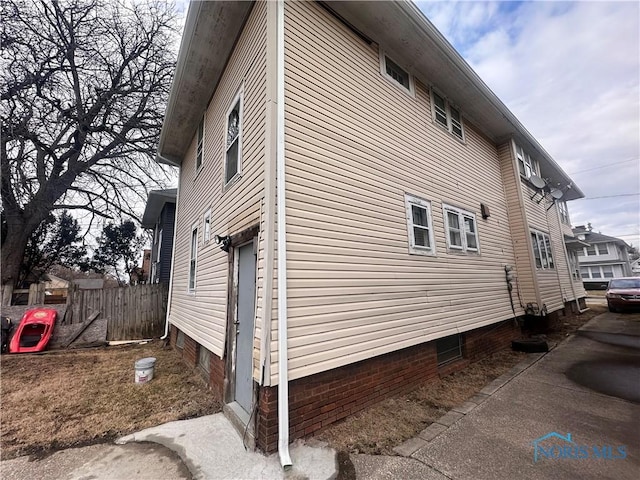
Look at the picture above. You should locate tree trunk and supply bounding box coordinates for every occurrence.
[1,217,35,287]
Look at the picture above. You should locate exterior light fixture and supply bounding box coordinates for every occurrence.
[214,234,232,252]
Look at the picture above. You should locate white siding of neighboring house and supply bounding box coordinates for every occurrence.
[271,1,523,383]
[169,2,267,363]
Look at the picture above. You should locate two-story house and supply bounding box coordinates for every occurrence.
[141,188,177,285]
[155,1,586,460]
[573,225,633,289]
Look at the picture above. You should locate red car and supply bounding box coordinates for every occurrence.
[606,278,640,312]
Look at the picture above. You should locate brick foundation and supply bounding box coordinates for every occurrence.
[171,319,521,454]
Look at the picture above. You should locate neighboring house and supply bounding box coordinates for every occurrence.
[141,189,177,284]
[155,1,586,454]
[573,225,634,289]
[631,258,640,276]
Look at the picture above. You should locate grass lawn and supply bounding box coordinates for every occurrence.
[0,341,220,460]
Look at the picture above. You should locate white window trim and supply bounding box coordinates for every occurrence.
[443,204,479,253]
[430,89,465,141]
[188,223,198,293]
[581,265,615,279]
[404,193,435,256]
[530,229,555,270]
[379,51,415,97]
[224,86,244,187]
[195,115,205,175]
[203,209,211,244]
[582,243,608,256]
[515,144,538,180]
[558,201,570,225]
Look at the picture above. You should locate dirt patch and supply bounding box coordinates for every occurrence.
[318,306,604,456]
[0,341,220,460]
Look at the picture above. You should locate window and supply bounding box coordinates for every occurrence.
[189,225,198,292]
[443,205,479,252]
[203,210,211,243]
[404,194,435,255]
[157,229,162,262]
[584,243,608,256]
[176,330,185,349]
[558,201,570,225]
[530,230,554,269]
[582,265,615,279]
[516,144,538,179]
[198,346,211,373]
[431,90,464,140]
[196,117,204,171]
[436,334,462,366]
[569,251,580,280]
[225,89,243,184]
[380,52,414,95]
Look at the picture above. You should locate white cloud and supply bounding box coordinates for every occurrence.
[418,0,640,248]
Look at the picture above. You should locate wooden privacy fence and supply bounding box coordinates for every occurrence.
[66,283,168,341]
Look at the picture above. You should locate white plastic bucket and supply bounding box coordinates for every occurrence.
[134,357,156,384]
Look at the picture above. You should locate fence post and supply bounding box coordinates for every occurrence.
[1,284,13,306]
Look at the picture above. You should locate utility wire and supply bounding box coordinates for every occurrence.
[567,158,638,175]
[580,193,639,199]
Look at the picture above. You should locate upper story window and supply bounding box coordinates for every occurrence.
[203,210,211,243]
[431,90,464,140]
[196,117,204,172]
[558,201,570,225]
[582,243,608,256]
[530,229,554,269]
[225,88,243,185]
[404,194,435,255]
[516,144,538,179]
[581,265,614,279]
[189,225,198,292]
[380,52,414,96]
[443,205,479,253]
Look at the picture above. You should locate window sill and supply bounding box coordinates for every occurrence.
[432,120,466,144]
[222,173,242,193]
[445,248,479,256]
[194,165,204,181]
[408,248,436,257]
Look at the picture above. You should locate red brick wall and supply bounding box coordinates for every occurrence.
[464,319,520,362]
[208,353,225,400]
[256,319,520,453]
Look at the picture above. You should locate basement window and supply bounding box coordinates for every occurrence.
[176,330,185,349]
[436,334,462,366]
[198,346,211,373]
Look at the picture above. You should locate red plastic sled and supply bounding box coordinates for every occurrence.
[9,308,57,354]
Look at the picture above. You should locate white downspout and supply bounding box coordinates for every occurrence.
[159,159,180,341]
[276,0,292,470]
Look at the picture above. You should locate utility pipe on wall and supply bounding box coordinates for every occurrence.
[276,0,292,470]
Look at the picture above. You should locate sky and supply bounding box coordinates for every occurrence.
[415,0,640,248]
[170,0,639,249]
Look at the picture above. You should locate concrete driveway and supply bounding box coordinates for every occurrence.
[356,310,640,480]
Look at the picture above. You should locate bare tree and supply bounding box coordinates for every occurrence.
[1,0,177,288]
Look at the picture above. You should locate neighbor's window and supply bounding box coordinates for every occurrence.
[404,194,435,255]
[431,90,464,140]
[225,89,243,184]
[196,116,204,171]
[436,334,462,366]
[582,265,615,279]
[380,52,414,95]
[530,230,554,269]
[443,205,478,253]
[203,210,211,243]
[189,225,198,292]
[198,346,211,373]
[584,243,608,256]
[516,144,538,179]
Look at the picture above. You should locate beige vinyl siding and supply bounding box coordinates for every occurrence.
[272,1,520,383]
[498,142,537,306]
[522,180,566,311]
[170,2,267,360]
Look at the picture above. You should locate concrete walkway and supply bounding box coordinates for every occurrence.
[355,310,640,479]
[1,413,337,480]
